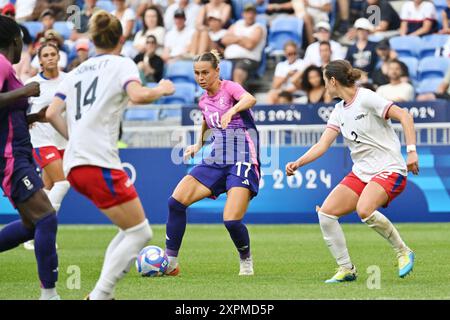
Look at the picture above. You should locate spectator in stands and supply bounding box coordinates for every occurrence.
[31,0,72,21]
[400,0,438,36]
[196,0,231,30]
[33,9,56,49]
[278,90,294,104]
[376,59,415,102]
[13,0,37,22]
[372,40,410,88]
[439,0,450,34]
[164,0,200,31]
[292,0,332,45]
[134,35,164,84]
[162,9,195,63]
[222,3,266,86]
[67,40,90,71]
[303,21,345,66]
[417,67,450,101]
[345,18,378,77]
[335,0,350,35]
[318,40,332,66]
[112,0,136,40]
[71,0,100,40]
[31,30,68,76]
[295,65,332,104]
[189,10,227,56]
[133,5,165,54]
[264,0,295,18]
[267,41,307,104]
[345,0,401,41]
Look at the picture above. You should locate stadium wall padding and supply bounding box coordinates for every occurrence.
[1,146,450,224]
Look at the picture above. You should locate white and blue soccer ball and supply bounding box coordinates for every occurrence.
[135,245,169,277]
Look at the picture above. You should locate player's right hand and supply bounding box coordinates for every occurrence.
[24,82,40,97]
[158,79,175,96]
[285,161,300,176]
[184,144,201,160]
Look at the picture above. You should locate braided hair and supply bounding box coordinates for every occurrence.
[0,15,21,49]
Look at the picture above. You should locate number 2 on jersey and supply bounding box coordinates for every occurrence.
[74,77,99,120]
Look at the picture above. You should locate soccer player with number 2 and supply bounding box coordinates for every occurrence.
[286,60,419,283]
[46,10,174,299]
[164,50,260,277]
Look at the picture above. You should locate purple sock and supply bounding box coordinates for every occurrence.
[34,213,58,289]
[224,220,251,259]
[165,197,187,257]
[0,219,35,252]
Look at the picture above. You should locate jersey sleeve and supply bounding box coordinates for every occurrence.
[326,106,341,133]
[118,58,142,91]
[54,75,71,101]
[423,2,437,20]
[224,80,247,101]
[362,88,394,120]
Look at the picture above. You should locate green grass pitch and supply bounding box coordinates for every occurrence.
[1,223,449,300]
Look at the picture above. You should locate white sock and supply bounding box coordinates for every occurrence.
[362,210,407,255]
[99,230,126,279]
[48,181,70,213]
[90,220,153,300]
[318,211,353,269]
[39,287,58,300]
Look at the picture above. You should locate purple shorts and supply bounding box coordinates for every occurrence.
[189,162,260,199]
[0,154,44,207]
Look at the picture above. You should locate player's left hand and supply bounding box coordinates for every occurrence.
[220,109,235,129]
[407,151,419,175]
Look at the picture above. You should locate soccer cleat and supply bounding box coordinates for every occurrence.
[325,265,357,283]
[24,240,58,250]
[398,249,415,278]
[24,240,34,250]
[165,264,180,276]
[239,257,254,276]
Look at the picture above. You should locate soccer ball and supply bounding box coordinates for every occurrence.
[135,245,169,277]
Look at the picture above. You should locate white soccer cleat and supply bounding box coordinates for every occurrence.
[24,240,58,250]
[239,257,254,276]
[24,240,34,250]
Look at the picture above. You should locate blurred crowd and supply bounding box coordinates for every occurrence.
[1,0,450,104]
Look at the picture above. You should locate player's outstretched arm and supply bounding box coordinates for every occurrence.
[0,82,40,109]
[126,79,175,105]
[221,92,257,129]
[46,96,68,139]
[386,105,419,175]
[285,128,338,176]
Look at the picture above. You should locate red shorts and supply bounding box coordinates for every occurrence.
[33,146,65,169]
[67,165,138,209]
[340,171,407,207]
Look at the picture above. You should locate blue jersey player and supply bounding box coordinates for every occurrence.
[164,50,260,276]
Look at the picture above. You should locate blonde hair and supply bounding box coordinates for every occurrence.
[194,49,221,69]
[89,10,122,50]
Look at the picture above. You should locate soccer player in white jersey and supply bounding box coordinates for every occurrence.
[24,42,70,251]
[46,10,175,300]
[286,60,419,283]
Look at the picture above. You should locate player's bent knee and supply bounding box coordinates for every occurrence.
[356,203,373,220]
